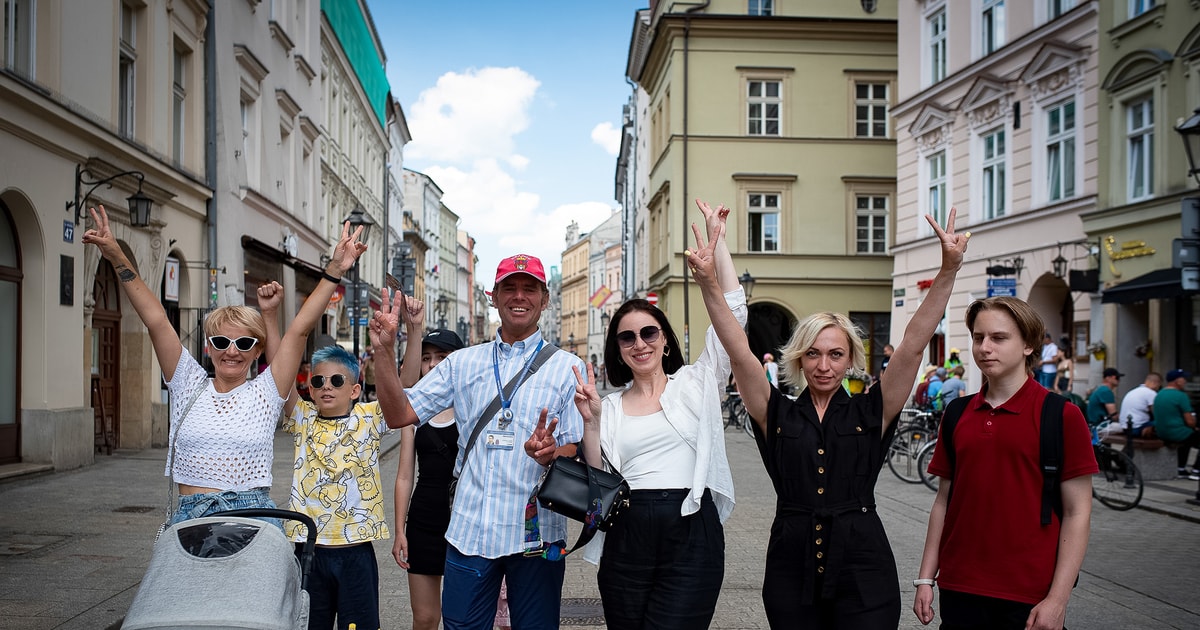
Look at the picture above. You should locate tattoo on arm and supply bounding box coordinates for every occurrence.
[116,266,136,283]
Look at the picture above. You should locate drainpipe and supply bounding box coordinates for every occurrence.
[204,1,218,314]
[680,0,709,362]
[625,76,638,300]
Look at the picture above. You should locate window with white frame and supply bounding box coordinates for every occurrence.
[927,152,947,227]
[747,192,780,252]
[981,128,1006,219]
[1129,0,1155,18]
[749,0,773,16]
[172,44,189,165]
[928,8,947,84]
[1046,99,1075,201]
[1126,96,1153,201]
[982,0,1006,56]
[855,83,889,138]
[855,195,888,254]
[119,2,138,138]
[1048,0,1076,19]
[2,0,34,76]
[748,80,781,137]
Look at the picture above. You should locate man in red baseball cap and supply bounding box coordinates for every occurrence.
[491,254,549,344]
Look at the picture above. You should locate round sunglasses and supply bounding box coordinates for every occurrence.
[616,325,662,348]
[208,335,259,352]
[310,374,348,389]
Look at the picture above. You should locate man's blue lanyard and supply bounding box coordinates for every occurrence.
[492,339,544,430]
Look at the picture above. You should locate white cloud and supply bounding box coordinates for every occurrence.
[405,67,541,163]
[591,121,621,156]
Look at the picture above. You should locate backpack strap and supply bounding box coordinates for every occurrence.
[939,393,975,508]
[1039,392,1068,526]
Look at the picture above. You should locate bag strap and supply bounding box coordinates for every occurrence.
[1039,392,1067,526]
[939,392,975,509]
[458,343,560,478]
[158,382,207,537]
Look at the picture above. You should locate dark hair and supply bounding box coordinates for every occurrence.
[603,299,684,387]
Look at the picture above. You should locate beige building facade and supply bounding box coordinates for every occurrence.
[893,1,1100,391]
[561,224,590,359]
[628,0,898,369]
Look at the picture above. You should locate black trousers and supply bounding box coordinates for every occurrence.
[940,589,1064,630]
[597,489,724,630]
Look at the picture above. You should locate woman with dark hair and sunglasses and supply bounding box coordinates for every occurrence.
[571,199,743,629]
[687,208,968,629]
[82,205,366,525]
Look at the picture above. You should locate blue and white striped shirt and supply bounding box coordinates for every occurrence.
[407,328,585,558]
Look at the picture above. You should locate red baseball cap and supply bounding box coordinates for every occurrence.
[494,254,547,286]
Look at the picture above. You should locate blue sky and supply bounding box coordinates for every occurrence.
[366,1,647,287]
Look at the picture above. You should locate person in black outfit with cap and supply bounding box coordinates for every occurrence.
[688,208,969,628]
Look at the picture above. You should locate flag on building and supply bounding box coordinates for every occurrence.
[590,285,613,309]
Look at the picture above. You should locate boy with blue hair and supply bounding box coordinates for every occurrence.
[265,289,412,630]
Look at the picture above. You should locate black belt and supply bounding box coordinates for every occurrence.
[776,498,877,603]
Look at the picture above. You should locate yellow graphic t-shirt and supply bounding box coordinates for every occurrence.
[281,400,392,545]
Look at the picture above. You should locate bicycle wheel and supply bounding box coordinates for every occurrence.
[741,405,755,438]
[722,396,738,429]
[917,440,939,492]
[1092,445,1143,510]
[888,427,934,484]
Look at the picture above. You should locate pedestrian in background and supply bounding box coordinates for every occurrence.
[81,205,365,525]
[763,352,779,387]
[697,207,968,629]
[1086,368,1123,425]
[1118,373,1161,439]
[571,199,741,629]
[1153,369,1199,479]
[938,365,968,408]
[914,296,1097,630]
[1054,335,1074,395]
[1037,333,1059,389]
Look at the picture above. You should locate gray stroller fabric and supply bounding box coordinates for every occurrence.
[123,516,309,629]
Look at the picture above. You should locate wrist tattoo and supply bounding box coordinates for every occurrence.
[116,267,137,283]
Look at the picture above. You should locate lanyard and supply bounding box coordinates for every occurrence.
[491,339,544,430]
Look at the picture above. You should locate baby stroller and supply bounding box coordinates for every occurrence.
[123,508,316,630]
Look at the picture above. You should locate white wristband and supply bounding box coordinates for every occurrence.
[913,578,936,587]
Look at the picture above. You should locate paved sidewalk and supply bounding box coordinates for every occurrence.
[1,423,1198,629]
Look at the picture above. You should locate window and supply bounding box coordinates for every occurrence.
[1049,0,1076,19]
[928,8,947,84]
[1046,100,1075,201]
[855,83,889,138]
[747,193,780,252]
[1129,0,1155,18]
[2,0,34,77]
[749,0,773,16]
[981,129,1006,219]
[982,0,1005,56]
[1126,97,1153,201]
[855,195,888,254]
[119,2,137,138]
[172,45,189,165]
[927,152,947,226]
[850,312,891,378]
[747,80,781,137]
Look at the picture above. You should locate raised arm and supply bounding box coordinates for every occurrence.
[370,288,410,429]
[398,294,426,388]
[82,205,183,380]
[686,201,769,434]
[258,281,299,416]
[268,221,367,399]
[573,363,603,467]
[880,209,968,427]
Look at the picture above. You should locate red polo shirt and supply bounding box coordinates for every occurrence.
[928,376,1098,604]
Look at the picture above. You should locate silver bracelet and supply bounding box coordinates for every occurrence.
[913,578,936,587]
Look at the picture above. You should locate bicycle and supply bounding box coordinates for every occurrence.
[887,408,940,484]
[722,391,755,438]
[1090,421,1143,510]
[917,438,938,491]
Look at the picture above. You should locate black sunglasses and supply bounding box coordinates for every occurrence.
[310,374,348,389]
[616,326,662,348]
[208,335,259,352]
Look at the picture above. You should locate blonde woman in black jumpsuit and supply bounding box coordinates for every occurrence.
[688,208,968,629]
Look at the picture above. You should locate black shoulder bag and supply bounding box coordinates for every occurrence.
[535,453,630,555]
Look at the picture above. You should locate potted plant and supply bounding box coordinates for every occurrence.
[1087,340,1107,362]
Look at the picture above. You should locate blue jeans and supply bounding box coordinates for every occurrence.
[442,544,566,630]
[170,488,281,530]
[298,541,380,630]
[1037,371,1057,389]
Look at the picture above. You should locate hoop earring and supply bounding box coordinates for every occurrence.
[663,346,671,357]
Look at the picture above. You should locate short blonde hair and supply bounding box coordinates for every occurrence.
[779,312,867,391]
[203,306,267,346]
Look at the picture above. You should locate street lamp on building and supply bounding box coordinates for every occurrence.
[1177,107,1200,187]
[1052,245,1069,279]
[567,333,576,355]
[600,311,610,334]
[435,295,449,330]
[739,270,756,298]
[344,206,374,358]
[67,164,154,226]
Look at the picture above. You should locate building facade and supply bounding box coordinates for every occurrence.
[561,221,589,359]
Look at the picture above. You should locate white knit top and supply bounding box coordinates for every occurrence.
[164,347,284,490]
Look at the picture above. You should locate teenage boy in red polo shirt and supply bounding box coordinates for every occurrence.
[913,296,1098,630]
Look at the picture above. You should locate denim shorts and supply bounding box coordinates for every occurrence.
[169,488,281,530]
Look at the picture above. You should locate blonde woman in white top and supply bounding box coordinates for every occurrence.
[83,205,366,524]
[572,199,742,629]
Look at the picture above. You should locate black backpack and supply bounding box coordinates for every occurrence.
[940,392,1068,526]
